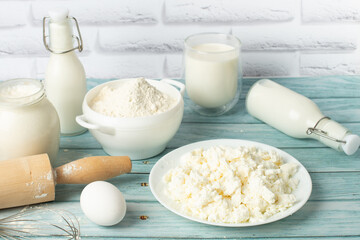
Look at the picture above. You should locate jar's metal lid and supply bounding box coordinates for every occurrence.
[0,78,44,107]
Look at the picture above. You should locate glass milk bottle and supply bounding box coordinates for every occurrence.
[43,8,86,135]
[246,79,360,155]
[184,33,242,116]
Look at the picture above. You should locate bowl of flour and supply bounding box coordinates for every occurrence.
[76,77,185,159]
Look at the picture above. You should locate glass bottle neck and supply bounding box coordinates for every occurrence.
[49,19,74,53]
[308,117,348,151]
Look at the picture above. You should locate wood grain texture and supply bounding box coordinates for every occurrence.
[61,238,360,240]
[0,200,358,238]
[88,75,360,98]
[56,147,360,173]
[53,172,360,202]
[78,200,360,238]
[4,76,359,239]
[89,77,360,123]
[59,123,360,149]
[182,98,360,124]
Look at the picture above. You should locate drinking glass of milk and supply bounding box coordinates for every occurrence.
[184,33,242,116]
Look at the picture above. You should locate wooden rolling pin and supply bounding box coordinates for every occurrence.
[0,154,131,209]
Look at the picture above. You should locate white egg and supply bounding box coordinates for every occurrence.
[80,181,126,226]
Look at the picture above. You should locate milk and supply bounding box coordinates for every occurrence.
[45,51,86,135]
[185,43,239,109]
[246,79,324,138]
[246,79,360,155]
[44,8,86,135]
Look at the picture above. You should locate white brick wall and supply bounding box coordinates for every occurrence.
[164,0,295,23]
[0,0,359,80]
[302,0,360,22]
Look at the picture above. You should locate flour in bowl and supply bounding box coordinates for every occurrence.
[163,145,299,223]
[91,77,176,118]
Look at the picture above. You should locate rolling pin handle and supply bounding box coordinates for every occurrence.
[55,156,131,184]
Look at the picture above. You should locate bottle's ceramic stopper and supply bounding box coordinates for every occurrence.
[48,8,69,22]
[342,134,360,155]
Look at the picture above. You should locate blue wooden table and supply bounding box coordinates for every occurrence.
[1,76,360,239]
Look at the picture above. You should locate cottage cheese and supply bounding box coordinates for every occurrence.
[163,145,299,223]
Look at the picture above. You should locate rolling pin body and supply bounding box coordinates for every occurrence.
[0,154,55,209]
[0,154,131,209]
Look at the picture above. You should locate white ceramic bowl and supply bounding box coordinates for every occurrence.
[76,78,185,160]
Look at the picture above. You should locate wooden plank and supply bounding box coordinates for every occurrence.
[88,75,360,98]
[310,172,360,200]
[55,174,155,202]
[27,237,360,239]
[55,147,360,173]
[168,123,360,149]
[71,236,360,240]
[64,200,360,238]
[20,238,360,240]
[59,123,360,149]
[182,98,360,124]
[242,76,360,98]
[86,79,360,124]
[81,78,360,125]
[54,172,360,202]
[276,148,360,173]
[0,200,358,238]
[49,77,360,240]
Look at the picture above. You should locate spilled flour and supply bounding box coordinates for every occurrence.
[62,163,82,176]
[90,77,176,118]
[34,193,48,199]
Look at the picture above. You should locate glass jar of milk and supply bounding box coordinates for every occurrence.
[184,33,242,116]
[0,79,60,163]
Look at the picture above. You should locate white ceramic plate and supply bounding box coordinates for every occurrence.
[149,139,312,227]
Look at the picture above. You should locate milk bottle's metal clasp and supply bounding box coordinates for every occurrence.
[306,117,346,144]
[42,16,83,54]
